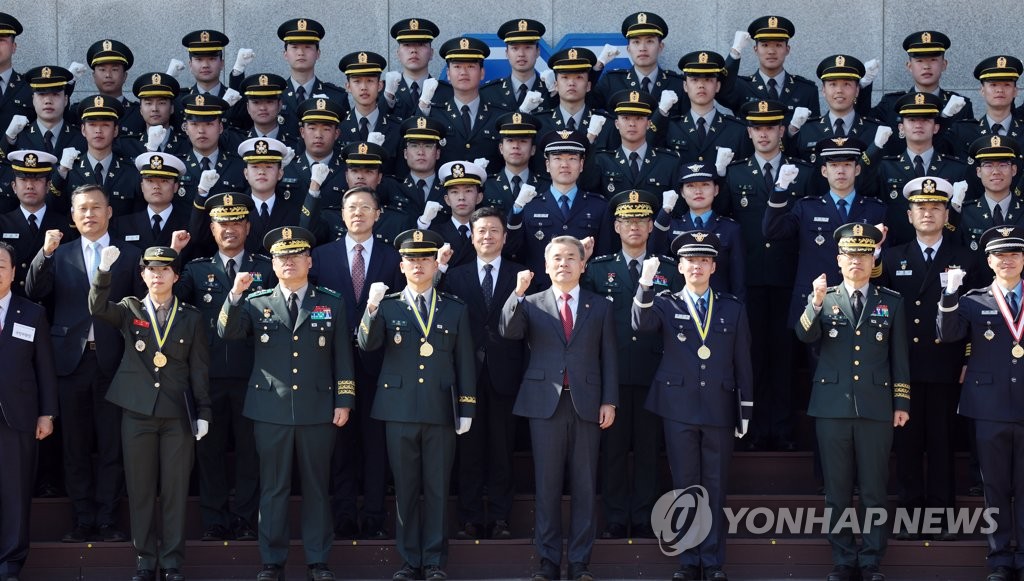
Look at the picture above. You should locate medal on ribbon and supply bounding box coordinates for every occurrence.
[145,295,179,368]
[408,290,437,357]
[991,282,1024,358]
[681,290,714,360]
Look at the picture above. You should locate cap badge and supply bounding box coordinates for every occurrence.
[629,91,640,102]
[768,16,779,28]
[93,95,104,107]
[835,55,846,67]
[151,155,163,170]
[41,67,51,79]
[282,227,293,240]
[255,140,269,155]
[629,190,639,203]
[200,31,210,43]
[258,74,268,86]
[914,93,925,105]
[24,153,36,167]
[409,19,419,30]
[223,194,233,205]
[151,73,162,85]
[638,13,647,24]
[297,19,307,31]
[921,32,932,43]
[758,100,769,112]
[992,136,1002,147]
[316,98,326,110]
[452,164,465,178]
[358,52,368,64]
[568,48,578,60]
[102,40,112,51]
[511,112,522,123]
[698,52,709,64]
[358,143,368,154]
[832,137,848,146]
[999,227,1014,236]
[557,130,572,139]
[922,179,936,193]
[687,163,703,172]
[853,224,864,236]
[195,95,205,106]
[413,230,424,242]
[518,19,528,32]
[460,38,470,50]
[416,117,427,128]
[692,232,709,242]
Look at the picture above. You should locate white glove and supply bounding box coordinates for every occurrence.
[384,71,401,97]
[789,107,811,130]
[232,48,255,75]
[420,78,439,105]
[5,114,28,141]
[658,90,678,116]
[367,131,385,146]
[662,190,678,212]
[587,114,606,137]
[514,184,538,208]
[519,90,543,113]
[166,58,186,77]
[472,157,489,171]
[540,69,557,95]
[456,417,472,435]
[597,44,620,66]
[639,256,660,287]
[860,59,880,87]
[68,61,90,79]
[731,31,753,54]
[945,267,966,294]
[282,147,296,167]
[951,180,968,212]
[874,126,893,149]
[715,147,734,177]
[942,95,966,118]
[60,147,80,170]
[735,418,749,439]
[223,88,242,107]
[367,282,388,307]
[776,164,800,190]
[310,162,331,186]
[98,245,120,272]
[418,200,442,226]
[195,419,209,441]
[145,125,168,152]
[198,170,220,194]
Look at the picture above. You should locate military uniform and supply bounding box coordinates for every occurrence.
[877,151,967,245]
[482,170,549,217]
[480,18,551,116]
[0,12,32,137]
[581,147,680,198]
[651,211,745,298]
[956,136,1024,267]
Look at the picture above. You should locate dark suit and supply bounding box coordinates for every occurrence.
[358,289,476,569]
[89,270,211,572]
[0,295,58,580]
[219,284,355,567]
[500,287,618,568]
[442,258,527,528]
[632,285,753,569]
[796,284,911,570]
[25,238,143,531]
[111,206,190,251]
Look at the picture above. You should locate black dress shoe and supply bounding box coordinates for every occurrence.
[599,522,627,539]
[256,564,284,581]
[98,524,128,542]
[131,570,156,581]
[162,568,185,581]
[201,524,231,541]
[307,563,335,581]
[826,565,854,581]
[568,562,593,581]
[455,521,482,540]
[671,566,699,581]
[392,563,420,581]
[489,520,512,539]
[532,558,560,581]
[986,566,1012,581]
[706,567,728,581]
[233,520,258,542]
[631,523,655,539]
[61,524,94,543]
[860,565,885,581]
[334,518,358,540]
[423,565,447,581]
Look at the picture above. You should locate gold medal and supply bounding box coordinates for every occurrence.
[985,329,995,340]
[697,345,711,360]
[260,333,269,343]
[319,336,326,347]
[395,331,402,344]
[420,342,434,357]
[1014,344,1024,358]
[153,352,167,368]
[135,340,146,351]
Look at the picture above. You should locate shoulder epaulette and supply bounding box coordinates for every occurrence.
[440,291,465,304]
[663,69,683,79]
[964,287,989,297]
[316,286,341,298]
[381,291,403,301]
[249,289,273,298]
[790,74,816,86]
[654,147,680,158]
[881,154,901,161]
[605,69,630,76]
[877,285,901,297]
[188,256,215,264]
[480,78,504,88]
[589,254,615,263]
[656,288,675,297]
[714,291,739,302]
[251,253,272,262]
[180,302,200,312]
[716,215,738,224]
[882,90,906,98]
[658,254,677,264]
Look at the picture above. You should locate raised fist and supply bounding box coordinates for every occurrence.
[731,31,753,54]
[811,273,828,307]
[514,184,538,209]
[515,270,534,297]
[658,90,678,115]
[662,190,679,212]
[198,170,220,194]
[232,271,254,296]
[222,88,242,106]
[145,125,168,152]
[98,246,120,272]
[789,107,811,130]
[519,90,543,113]
[5,114,28,141]
[776,164,800,190]
[384,71,401,96]
[639,256,660,287]
[597,44,620,66]
[166,59,186,77]
[68,62,90,79]
[232,48,255,74]
[42,229,63,255]
[715,147,734,176]
[367,282,388,307]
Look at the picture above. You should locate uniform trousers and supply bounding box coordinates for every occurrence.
[0,421,36,577]
[196,378,258,529]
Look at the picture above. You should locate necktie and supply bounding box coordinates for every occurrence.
[351,243,365,299]
[924,246,934,267]
[89,241,101,280]
[151,214,163,239]
[1009,291,1020,320]
[461,105,472,133]
[566,116,576,131]
[993,123,1004,136]
[913,155,925,178]
[561,293,573,385]
[358,117,370,140]
[697,117,708,143]
[260,201,270,221]
[834,118,846,137]
[767,78,780,100]
[287,292,299,329]
[157,304,169,328]
[226,258,236,282]
[696,297,708,325]
[43,129,54,154]
[763,162,774,190]
[295,85,306,103]
[458,224,469,240]
[641,77,651,94]
[28,213,39,238]
[511,175,522,199]
[628,259,640,286]
[416,294,428,322]
[629,151,641,178]
[94,162,104,185]
[994,203,1005,226]
[516,83,528,106]
[694,215,704,229]
[837,198,849,222]
[417,179,429,202]
[481,263,494,308]
[851,290,863,322]
[559,194,570,219]
[200,157,211,172]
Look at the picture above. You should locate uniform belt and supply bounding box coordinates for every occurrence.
[85,341,98,350]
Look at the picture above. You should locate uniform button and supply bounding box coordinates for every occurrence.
[853,375,860,381]
[855,330,861,336]
[765,242,771,248]
[293,352,299,357]
[853,360,860,366]
[1013,377,1018,383]
[913,318,920,324]
[562,225,568,230]
[419,364,425,370]
[293,335,299,341]
[421,338,426,343]
[854,346,861,351]
[700,381,706,387]
[631,336,637,342]
[465,143,471,149]
[154,382,160,388]
[913,337,920,343]
[18,280,23,286]
[292,368,298,373]
[418,378,424,384]
[934,339,941,344]
[915,300,921,306]
[292,385,299,390]
[700,364,706,370]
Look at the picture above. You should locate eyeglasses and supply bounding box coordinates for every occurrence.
[980,161,1013,169]
[406,142,438,151]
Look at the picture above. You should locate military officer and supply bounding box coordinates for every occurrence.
[357,228,476,581]
[481,19,554,113]
[482,111,549,215]
[796,223,910,581]
[176,94,246,205]
[0,13,33,140]
[875,92,967,246]
[275,18,348,138]
[3,65,84,166]
[236,73,298,150]
[958,136,1024,265]
[89,245,211,581]
[383,18,453,120]
[582,190,681,540]
[337,51,402,173]
[76,39,144,137]
[632,231,753,581]
[593,12,685,117]
[432,160,486,269]
[280,97,347,208]
[533,47,615,161]
[119,72,188,157]
[219,226,354,581]
[388,116,451,229]
[112,152,190,251]
[176,193,274,542]
[177,29,243,102]
[330,142,412,245]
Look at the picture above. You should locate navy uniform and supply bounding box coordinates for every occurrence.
[719,16,820,118]
[796,223,910,581]
[936,226,1024,579]
[876,92,968,246]
[384,19,453,121]
[177,94,246,205]
[534,47,616,162]
[632,231,753,581]
[357,229,475,581]
[582,190,682,540]
[661,51,752,165]
[0,13,32,139]
[218,226,354,581]
[89,246,211,581]
[112,152,190,251]
[432,160,487,269]
[337,51,403,174]
[118,73,188,158]
[958,136,1024,263]
[481,19,555,113]
[176,193,273,542]
[482,112,550,215]
[594,12,686,117]
[764,138,887,325]
[232,73,298,152]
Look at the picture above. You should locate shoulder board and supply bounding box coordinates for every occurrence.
[790,74,816,86]
[180,302,200,312]
[589,254,615,263]
[480,78,504,88]
[381,292,403,301]
[436,78,453,88]
[663,69,683,79]
[784,157,813,168]
[656,288,675,297]
[876,285,901,297]
[319,80,344,91]
[808,115,826,123]
[720,114,745,125]
[249,289,273,298]
[861,196,886,206]
[727,158,748,168]
[828,286,842,293]
[251,253,272,262]
[654,147,680,158]
[882,154,901,161]
[716,215,737,224]
[882,90,907,98]
[658,255,677,264]
[714,291,739,302]
[316,286,341,298]
[964,287,989,297]
[605,69,630,76]
[188,256,216,264]
[440,291,465,304]
[861,115,885,125]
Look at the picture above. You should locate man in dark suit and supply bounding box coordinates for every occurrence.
[89,245,211,581]
[442,207,526,540]
[431,160,486,270]
[482,112,549,215]
[310,186,403,540]
[0,240,58,581]
[219,226,354,581]
[382,18,453,121]
[0,13,33,142]
[796,223,911,581]
[112,152,189,251]
[358,229,476,581]
[632,231,753,581]
[481,19,554,113]
[500,235,618,581]
[25,184,144,544]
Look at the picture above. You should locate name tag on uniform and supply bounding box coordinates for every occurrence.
[12,323,35,342]
[981,310,998,315]
[534,213,549,218]
[2,232,18,239]
[896,270,912,276]
[674,313,691,320]
[125,235,141,241]
[813,217,830,223]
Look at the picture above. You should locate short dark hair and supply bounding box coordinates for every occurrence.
[70,184,109,207]
[469,206,506,231]
[0,240,16,264]
[341,186,381,209]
